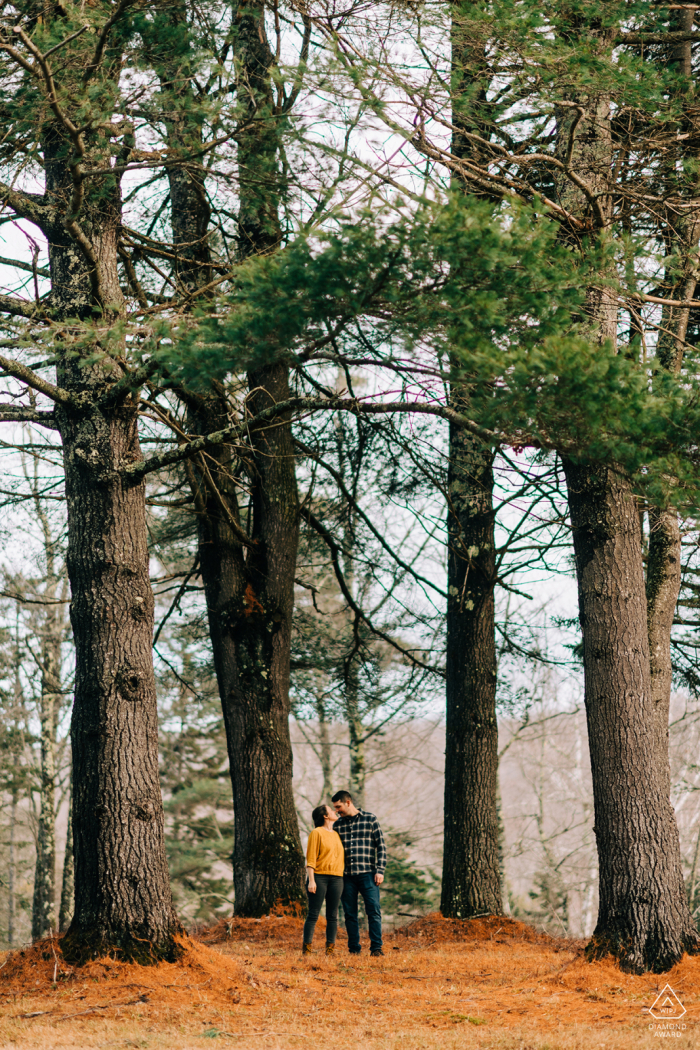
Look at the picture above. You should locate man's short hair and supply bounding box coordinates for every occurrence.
[312,804,328,828]
[331,790,353,804]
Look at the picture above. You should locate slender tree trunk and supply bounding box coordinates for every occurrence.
[315,697,333,803]
[32,502,62,941]
[59,775,74,932]
[231,361,304,913]
[347,683,366,809]
[647,505,682,797]
[7,788,17,946]
[31,624,59,940]
[441,4,502,919]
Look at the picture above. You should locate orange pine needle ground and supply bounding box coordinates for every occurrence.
[1,914,698,1048]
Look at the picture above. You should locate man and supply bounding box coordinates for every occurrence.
[332,790,387,957]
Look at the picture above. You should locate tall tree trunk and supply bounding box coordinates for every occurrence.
[30,25,180,962]
[441,424,501,917]
[152,0,305,914]
[441,4,502,918]
[58,340,180,960]
[556,13,698,971]
[646,9,700,794]
[564,459,698,971]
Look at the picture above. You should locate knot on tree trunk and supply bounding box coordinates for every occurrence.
[116,669,144,700]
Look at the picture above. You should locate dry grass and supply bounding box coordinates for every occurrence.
[0,914,698,1049]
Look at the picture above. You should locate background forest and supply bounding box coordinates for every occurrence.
[1,0,700,978]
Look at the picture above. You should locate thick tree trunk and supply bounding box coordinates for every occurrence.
[563,459,698,971]
[38,85,179,963]
[441,423,501,918]
[230,363,304,913]
[59,382,180,961]
[441,7,502,919]
[553,12,698,971]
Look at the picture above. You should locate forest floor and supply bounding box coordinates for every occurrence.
[0,913,698,1049]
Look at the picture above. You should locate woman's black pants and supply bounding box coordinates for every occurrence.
[303,873,344,945]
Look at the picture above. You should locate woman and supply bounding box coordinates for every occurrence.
[303,803,344,955]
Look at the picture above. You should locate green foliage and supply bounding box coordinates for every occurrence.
[382,831,440,919]
[510,869,570,937]
[157,620,234,924]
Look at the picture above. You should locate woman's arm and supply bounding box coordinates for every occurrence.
[306,829,320,893]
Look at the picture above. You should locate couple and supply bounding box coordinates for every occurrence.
[303,789,387,957]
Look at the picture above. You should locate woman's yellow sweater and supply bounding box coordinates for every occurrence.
[306,827,344,876]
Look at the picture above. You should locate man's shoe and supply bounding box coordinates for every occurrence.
[370,949,384,957]
[302,943,314,955]
[325,944,336,956]
[348,949,361,955]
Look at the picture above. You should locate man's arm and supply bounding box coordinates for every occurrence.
[372,817,387,885]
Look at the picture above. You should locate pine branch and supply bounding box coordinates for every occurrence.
[125,396,514,481]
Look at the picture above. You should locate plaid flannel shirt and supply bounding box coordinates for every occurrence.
[334,809,387,876]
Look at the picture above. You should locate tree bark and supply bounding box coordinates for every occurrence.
[316,700,334,804]
[563,458,698,971]
[29,26,180,962]
[156,0,305,914]
[553,10,698,972]
[7,788,17,946]
[441,422,501,918]
[441,6,502,918]
[646,7,700,792]
[31,498,63,940]
[59,774,74,932]
[31,615,59,940]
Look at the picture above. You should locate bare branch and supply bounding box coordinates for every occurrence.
[0,352,78,408]
[0,406,58,428]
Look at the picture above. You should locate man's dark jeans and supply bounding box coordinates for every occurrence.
[341,871,382,953]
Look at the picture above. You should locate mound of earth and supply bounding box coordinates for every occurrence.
[0,932,242,1016]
